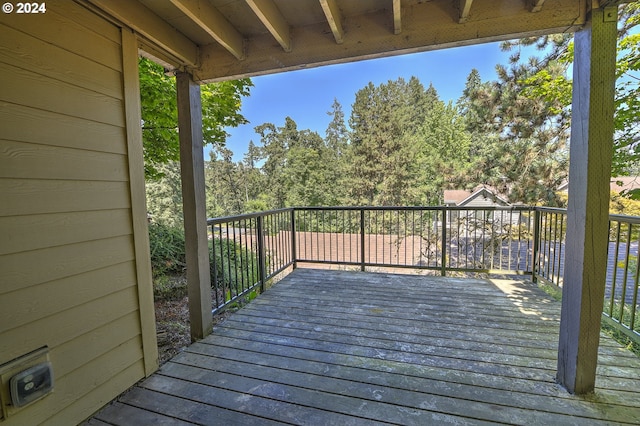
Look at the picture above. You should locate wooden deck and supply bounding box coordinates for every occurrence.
[88,269,640,425]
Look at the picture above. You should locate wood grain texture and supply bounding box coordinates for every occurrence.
[196,0,586,82]
[177,72,213,341]
[88,269,640,425]
[559,6,619,395]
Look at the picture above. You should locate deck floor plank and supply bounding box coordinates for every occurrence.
[88,269,640,425]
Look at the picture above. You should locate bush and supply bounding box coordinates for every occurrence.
[148,222,186,277]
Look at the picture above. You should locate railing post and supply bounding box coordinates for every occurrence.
[210,223,219,308]
[441,207,447,276]
[532,208,541,283]
[257,215,267,292]
[360,208,366,272]
[291,208,297,269]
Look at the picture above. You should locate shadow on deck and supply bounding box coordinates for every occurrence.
[89,269,640,425]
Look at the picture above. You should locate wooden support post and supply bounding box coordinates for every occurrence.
[557,6,617,395]
[176,71,213,341]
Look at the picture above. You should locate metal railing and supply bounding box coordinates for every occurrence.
[208,208,294,313]
[208,206,535,312]
[534,208,640,342]
[294,206,535,274]
[208,205,639,343]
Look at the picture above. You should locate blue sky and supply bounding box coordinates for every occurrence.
[222,41,537,161]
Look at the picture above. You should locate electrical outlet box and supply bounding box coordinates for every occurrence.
[0,347,53,420]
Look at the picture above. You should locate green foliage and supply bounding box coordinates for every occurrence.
[500,5,640,182]
[148,221,186,277]
[139,57,252,180]
[210,238,261,297]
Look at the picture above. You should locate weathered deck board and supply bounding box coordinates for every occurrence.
[90,269,640,425]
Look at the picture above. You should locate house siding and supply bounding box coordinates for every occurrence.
[0,2,156,424]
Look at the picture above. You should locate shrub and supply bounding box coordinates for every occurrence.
[148,222,186,277]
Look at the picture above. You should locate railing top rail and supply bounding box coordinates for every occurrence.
[537,207,640,224]
[207,206,640,225]
[609,213,640,224]
[294,205,535,212]
[207,208,293,225]
[536,206,567,214]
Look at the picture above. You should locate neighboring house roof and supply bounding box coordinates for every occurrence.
[443,186,510,207]
[558,177,640,193]
[610,177,640,194]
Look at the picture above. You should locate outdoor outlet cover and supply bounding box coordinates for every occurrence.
[9,362,53,407]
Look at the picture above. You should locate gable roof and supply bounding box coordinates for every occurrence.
[443,186,510,207]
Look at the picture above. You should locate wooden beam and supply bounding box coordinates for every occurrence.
[195,0,586,82]
[121,28,159,377]
[393,0,402,35]
[170,0,245,60]
[319,0,344,44]
[176,72,213,342]
[529,0,546,12]
[88,0,198,67]
[557,6,618,395]
[459,0,473,23]
[246,0,292,52]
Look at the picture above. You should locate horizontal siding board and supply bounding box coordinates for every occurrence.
[0,286,140,362]
[0,24,123,99]
[0,102,127,154]
[0,140,129,182]
[51,312,142,380]
[45,362,145,426]
[0,261,137,332]
[0,179,131,216]
[0,3,122,71]
[1,209,132,255]
[5,338,144,426]
[0,235,135,294]
[0,62,124,127]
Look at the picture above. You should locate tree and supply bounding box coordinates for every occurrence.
[458,56,570,205]
[348,78,427,205]
[323,99,350,204]
[499,4,640,197]
[139,58,252,179]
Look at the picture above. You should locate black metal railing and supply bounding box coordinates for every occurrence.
[534,208,640,342]
[294,206,535,274]
[208,205,639,343]
[208,206,535,313]
[207,208,294,313]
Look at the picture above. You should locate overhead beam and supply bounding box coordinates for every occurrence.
[393,0,402,34]
[529,0,546,12]
[319,0,344,44]
[459,0,473,23]
[557,6,618,395]
[88,0,198,67]
[246,0,292,52]
[170,0,245,60]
